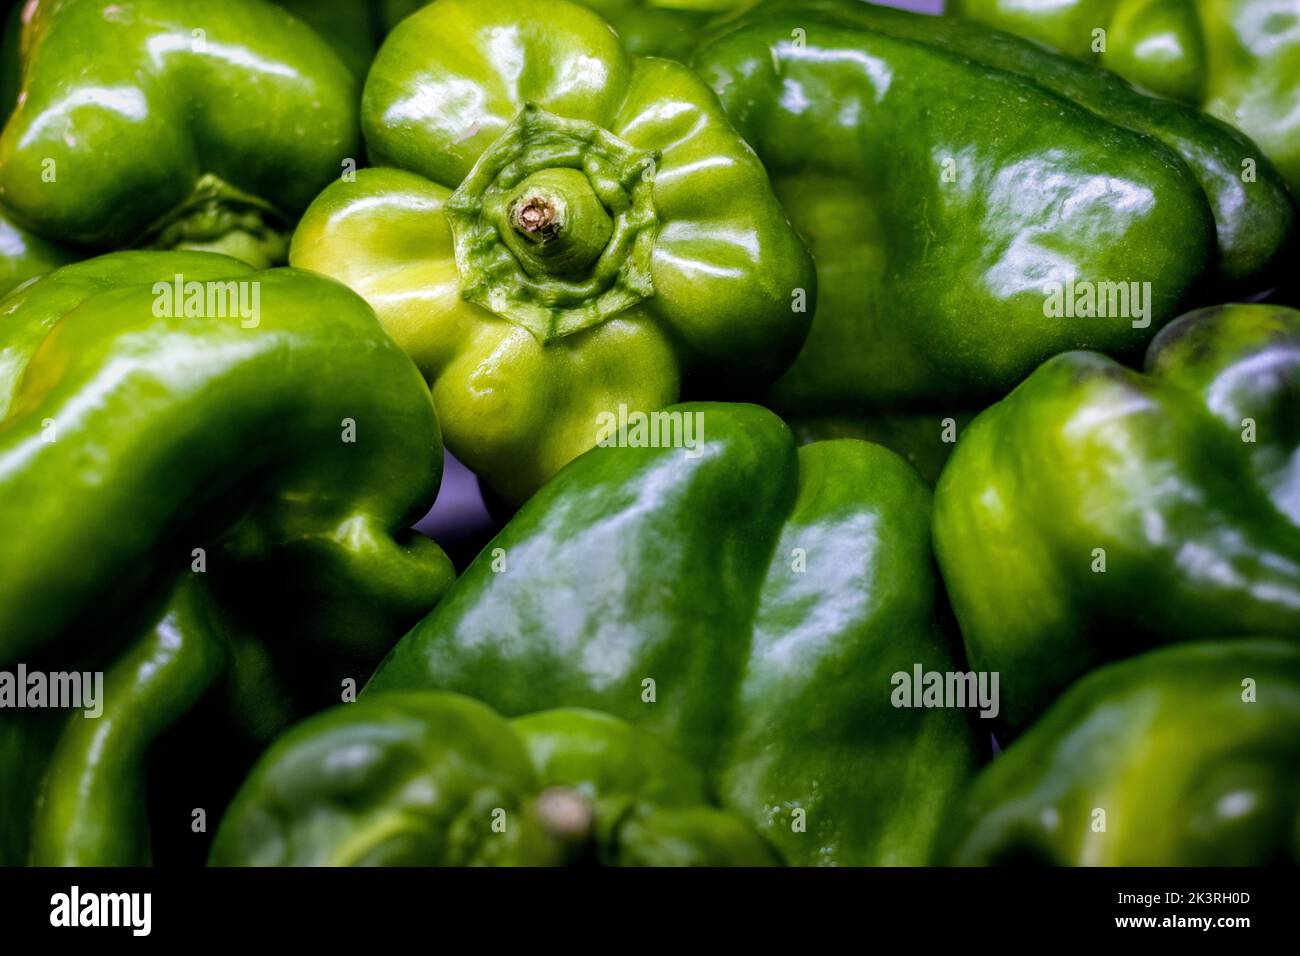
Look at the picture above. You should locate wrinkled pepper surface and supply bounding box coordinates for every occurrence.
[212,693,779,866]
[950,0,1300,200]
[0,252,453,864]
[934,304,1300,728]
[691,0,1295,413]
[291,0,813,503]
[940,640,1300,865]
[365,402,981,866]
[0,0,360,268]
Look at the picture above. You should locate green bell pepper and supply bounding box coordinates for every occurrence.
[283,0,757,67]
[0,691,64,866]
[950,0,1300,201]
[0,251,452,666]
[0,211,74,298]
[576,0,757,60]
[282,0,756,68]
[367,402,981,865]
[691,0,1295,414]
[0,251,454,864]
[0,0,360,268]
[290,0,814,504]
[21,578,227,866]
[0,5,74,296]
[939,640,1300,865]
[273,0,428,78]
[933,303,1300,729]
[273,0,387,78]
[787,410,977,486]
[211,692,779,866]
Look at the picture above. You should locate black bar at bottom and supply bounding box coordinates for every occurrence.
[0,866,1287,943]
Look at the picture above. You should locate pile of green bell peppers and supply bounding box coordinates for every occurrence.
[950,0,1300,201]
[0,0,1297,869]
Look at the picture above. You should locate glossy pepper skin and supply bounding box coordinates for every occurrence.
[576,0,756,60]
[0,4,73,296]
[0,0,360,267]
[0,252,452,665]
[0,211,73,298]
[275,0,746,78]
[276,0,752,72]
[211,693,778,866]
[273,0,420,78]
[939,640,1300,865]
[691,0,1294,413]
[0,252,454,864]
[20,579,226,866]
[950,0,1300,200]
[787,410,977,486]
[290,0,814,504]
[933,304,1300,729]
[368,402,981,866]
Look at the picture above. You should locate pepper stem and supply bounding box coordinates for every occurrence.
[502,169,613,280]
[513,196,560,237]
[445,105,659,341]
[138,173,291,269]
